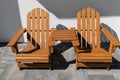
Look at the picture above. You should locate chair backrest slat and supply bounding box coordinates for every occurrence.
[77,7,100,49]
[41,9,45,48]
[77,12,81,33]
[31,9,36,47]
[27,12,31,48]
[82,9,86,48]
[36,8,40,48]
[27,8,49,49]
[87,8,90,46]
[46,12,49,48]
[91,8,95,48]
[77,12,82,47]
[96,11,100,48]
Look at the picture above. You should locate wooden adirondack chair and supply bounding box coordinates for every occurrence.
[7,8,54,69]
[75,7,120,69]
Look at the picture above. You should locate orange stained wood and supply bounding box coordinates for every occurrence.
[26,8,50,49]
[7,8,52,69]
[51,30,78,41]
[77,7,100,48]
[75,7,120,70]
[36,8,40,48]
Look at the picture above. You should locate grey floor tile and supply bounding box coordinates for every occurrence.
[24,70,50,80]
[88,75,115,80]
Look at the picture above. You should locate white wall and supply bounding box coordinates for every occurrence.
[18,0,59,28]
[18,0,59,42]
[0,0,59,42]
[0,0,120,42]
[39,0,120,40]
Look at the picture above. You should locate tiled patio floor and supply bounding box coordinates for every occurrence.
[0,43,120,80]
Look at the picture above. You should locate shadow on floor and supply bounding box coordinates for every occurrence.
[51,40,120,70]
[101,42,120,69]
[0,42,8,47]
[51,42,75,70]
[111,57,120,69]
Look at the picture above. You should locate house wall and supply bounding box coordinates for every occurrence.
[0,0,23,42]
[0,0,120,42]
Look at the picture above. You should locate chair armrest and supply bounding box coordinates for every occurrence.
[101,27,120,53]
[70,27,76,30]
[8,28,26,46]
[51,28,57,31]
[101,27,120,47]
[7,28,26,53]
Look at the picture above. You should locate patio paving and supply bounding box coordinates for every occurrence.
[0,42,120,80]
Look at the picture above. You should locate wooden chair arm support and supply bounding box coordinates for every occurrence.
[114,43,120,47]
[49,41,55,46]
[48,33,55,53]
[49,46,54,53]
[48,32,55,53]
[72,40,80,46]
[70,27,80,46]
[7,28,26,53]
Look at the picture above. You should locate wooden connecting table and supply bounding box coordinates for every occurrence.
[50,28,79,47]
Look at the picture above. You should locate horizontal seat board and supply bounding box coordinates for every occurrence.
[78,60,112,63]
[17,52,49,56]
[78,53,111,57]
[17,56,48,59]
[78,56,112,59]
[16,59,49,63]
[78,57,112,62]
[17,53,49,57]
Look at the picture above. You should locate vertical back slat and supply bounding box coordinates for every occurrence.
[26,8,49,49]
[91,8,95,48]
[87,7,90,47]
[77,12,81,32]
[77,12,82,47]
[77,7,100,49]
[41,9,45,48]
[36,8,40,48]
[82,9,86,48]
[46,12,49,48]
[96,11,100,48]
[31,9,35,47]
[27,12,31,48]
